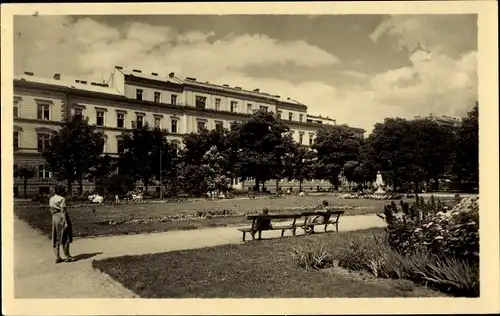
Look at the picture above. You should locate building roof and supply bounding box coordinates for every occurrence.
[14,73,123,96]
[117,66,307,109]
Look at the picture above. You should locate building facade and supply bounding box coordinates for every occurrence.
[13,66,365,196]
[413,113,461,128]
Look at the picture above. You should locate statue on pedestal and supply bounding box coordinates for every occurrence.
[374,171,386,194]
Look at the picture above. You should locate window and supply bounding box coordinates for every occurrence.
[154,116,161,129]
[117,113,125,128]
[288,112,293,121]
[215,121,223,130]
[197,121,206,133]
[37,104,50,120]
[260,105,268,112]
[38,164,51,179]
[136,89,143,101]
[96,110,105,126]
[117,139,125,154]
[37,133,51,151]
[154,92,161,103]
[171,119,178,134]
[215,99,221,111]
[299,133,304,144]
[277,110,282,119]
[14,101,19,118]
[309,134,314,146]
[171,95,177,105]
[230,101,238,113]
[13,131,19,150]
[299,114,304,122]
[136,115,144,129]
[247,104,253,114]
[195,96,207,109]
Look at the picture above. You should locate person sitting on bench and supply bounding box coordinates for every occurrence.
[305,200,330,233]
[256,208,273,230]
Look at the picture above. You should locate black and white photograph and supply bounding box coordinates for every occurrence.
[1,1,498,315]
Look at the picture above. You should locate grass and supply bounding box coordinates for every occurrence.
[14,195,405,238]
[92,228,446,298]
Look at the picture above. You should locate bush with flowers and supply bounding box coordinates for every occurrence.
[378,195,479,263]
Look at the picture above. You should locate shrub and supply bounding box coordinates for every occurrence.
[291,242,334,270]
[336,234,479,297]
[378,195,479,263]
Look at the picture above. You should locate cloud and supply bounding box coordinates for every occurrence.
[14,15,477,134]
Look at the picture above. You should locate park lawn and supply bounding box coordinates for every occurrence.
[14,195,454,238]
[92,228,446,298]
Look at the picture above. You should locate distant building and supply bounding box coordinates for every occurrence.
[413,113,461,128]
[13,66,365,196]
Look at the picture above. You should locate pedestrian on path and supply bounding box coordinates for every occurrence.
[49,185,76,263]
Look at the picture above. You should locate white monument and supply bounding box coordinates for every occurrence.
[374,171,386,194]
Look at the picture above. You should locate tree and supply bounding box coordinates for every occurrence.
[453,102,479,185]
[14,164,36,198]
[313,125,362,190]
[231,110,290,191]
[43,116,107,194]
[118,123,176,191]
[290,144,316,191]
[180,127,233,196]
[364,118,414,191]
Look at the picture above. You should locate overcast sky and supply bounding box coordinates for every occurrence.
[14,14,477,132]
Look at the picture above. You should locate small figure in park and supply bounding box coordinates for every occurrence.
[305,200,330,234]
[49,185,76,264]
[256,208,273,230]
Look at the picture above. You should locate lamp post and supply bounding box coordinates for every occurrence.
[159,146,163,200]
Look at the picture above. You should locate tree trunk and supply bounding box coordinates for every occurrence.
[67,180,73,195]
[299,179,303,191]
[275,179,279,192]
[23,178,28,199]
[78,179,83,195]
[413,181,419,193]
[433,178,440,192]
[144,178,149,191]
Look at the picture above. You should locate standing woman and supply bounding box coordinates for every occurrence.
[49,185,76,263]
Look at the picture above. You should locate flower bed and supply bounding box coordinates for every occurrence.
[339,193,404,200]
[96,204,358,226]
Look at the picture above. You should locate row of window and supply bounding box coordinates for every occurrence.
[14,128,313,153]
[135,89,304,121]
[14,96,307,124]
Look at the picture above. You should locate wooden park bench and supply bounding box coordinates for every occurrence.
[300,210,345,234]
[238,214,304,242]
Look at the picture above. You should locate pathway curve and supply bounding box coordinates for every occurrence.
[14,214,386,298]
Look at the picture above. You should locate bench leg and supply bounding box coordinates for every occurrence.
[335,222,339,232]
[292,228,297,236]
[242,231,246,242]
[281,229,285,237]
[258,230,262,240]
[251,231,256,240]
[324,224,328,232]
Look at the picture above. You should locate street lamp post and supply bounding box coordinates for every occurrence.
[159,147,163,200]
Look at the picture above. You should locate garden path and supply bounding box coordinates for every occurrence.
[13,213,386,298]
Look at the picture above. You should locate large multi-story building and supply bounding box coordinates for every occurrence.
[13,66,365,196]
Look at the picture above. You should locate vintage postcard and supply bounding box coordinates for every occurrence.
[1,1,498,315]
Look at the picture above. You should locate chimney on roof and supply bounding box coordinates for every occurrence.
[151,72,158,76]
[91,82,98,86]
[185,77,197,81]
[223,84,229,87]
[253,88,260,92]
[75,80,80,83]
[287,97,291,100]
[53,73,61,80]
[132,69,142,73]
[274,95,280,98]
[80,80,87,84]
[24,71,34,76]
[115,66,123,70]
[235,86,242,89]
[168,72,175,78]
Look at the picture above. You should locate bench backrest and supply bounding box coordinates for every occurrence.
[300,210,345,216]
[246,214,302,220]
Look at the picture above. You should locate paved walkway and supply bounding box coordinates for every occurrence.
[14,214,386,298]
